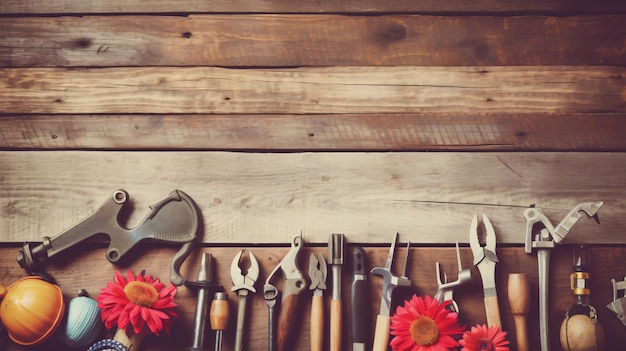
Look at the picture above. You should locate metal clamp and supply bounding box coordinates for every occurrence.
[17,189,200,286]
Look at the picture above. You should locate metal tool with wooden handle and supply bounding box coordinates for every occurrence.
[524,201,603,351]
[508,273,530,351]
[370,233,411,351]
[329,233,344,351]
[308,253,327,351]
[469,214,502,327]
[264,234,307,351]
[210,292,230,351]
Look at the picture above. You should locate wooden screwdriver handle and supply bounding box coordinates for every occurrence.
[508,273,530,351]
[372,314,391,351]
[330,298,342,351]
[310,295,324,351]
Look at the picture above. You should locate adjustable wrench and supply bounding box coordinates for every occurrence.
[524,201,603,351]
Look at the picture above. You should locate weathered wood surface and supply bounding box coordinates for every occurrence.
[2,15,625,67]
[2,113,626,151]
[1,245,624,351]
[2,0,625,14]
[2,66,625,114]
[1,151,623,245]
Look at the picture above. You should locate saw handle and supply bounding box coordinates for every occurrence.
[508,273,530,351]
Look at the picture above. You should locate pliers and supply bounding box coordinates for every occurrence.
[230,250,260,351]
[308,253,327,351]
[469,213,501,327]
[263,234,307,351]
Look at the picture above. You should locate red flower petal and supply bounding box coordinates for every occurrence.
[97,270,178,336]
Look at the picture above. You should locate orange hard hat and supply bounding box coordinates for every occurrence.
[0,276,65,346]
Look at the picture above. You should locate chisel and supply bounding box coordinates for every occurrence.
[329,233,345,351]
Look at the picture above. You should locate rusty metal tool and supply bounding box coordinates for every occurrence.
[607,277,626,326]
[370,233,412,351]
[328,233,345,351]
[185,252,221,351]
[469,213,501,327]
[434,241,472,313]
[210,291,230,351]
[508,273,531,351]
[16,189,199,286]
[309,253,327,351]
[230,250,259,351]
[525,202,604,351]
[524,201,603,351]
[351,246,370,351]
[263,234,307,351]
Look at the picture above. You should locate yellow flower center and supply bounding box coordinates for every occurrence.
[124,281,158,307]
[409,315,439,346]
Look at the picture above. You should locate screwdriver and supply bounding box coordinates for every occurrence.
[210,292,230,351]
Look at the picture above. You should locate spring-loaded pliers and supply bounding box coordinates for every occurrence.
[231,250,260,351]
[469,213,501,327]
[263,234,307,351]
[434,242,473,313]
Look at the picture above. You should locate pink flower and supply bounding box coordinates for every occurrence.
[459,324,510,351]
[97,270,178,336]
[390,295,465,351]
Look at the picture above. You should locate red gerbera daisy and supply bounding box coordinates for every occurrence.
[459,324,510,351]
[97,270,178,336]
[390,295,465,351]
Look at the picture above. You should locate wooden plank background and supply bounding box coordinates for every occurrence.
[1,1,625,351]
[1,151,624,245]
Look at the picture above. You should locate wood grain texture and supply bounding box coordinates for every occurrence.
[1,0,625,14]
[2,113,626,151]
[1,151,624,244]
[2,15,625,67]
[1,66,625,114]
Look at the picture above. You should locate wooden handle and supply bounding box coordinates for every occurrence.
[508,273,530,351]
[310,295,324,351]
[484,295,502,327]
[330,298,342,351]
[209,295,230,331]
[277,292,301,351]
[372,314,391,351]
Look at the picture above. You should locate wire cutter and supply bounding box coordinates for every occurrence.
[230,250,260,351]
[263,234,307,351]
[469,213,501,327]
